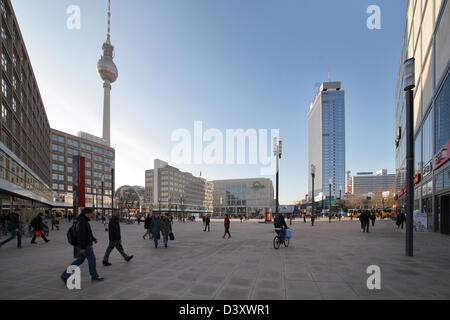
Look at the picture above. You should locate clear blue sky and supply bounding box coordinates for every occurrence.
[12,0,407,203]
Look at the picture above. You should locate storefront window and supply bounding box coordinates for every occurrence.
[444,169,450,189]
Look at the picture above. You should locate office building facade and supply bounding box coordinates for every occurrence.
[50,129,115,210]
[145,159,213,215]
[394,0,449,233]
[212,178,274,216]
[308,81,346,199]
[351,170,396,195]
[0,0,54,220]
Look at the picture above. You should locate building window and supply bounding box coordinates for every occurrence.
[1,104,7,125]
[1,78,7,98]
[12,75,17,90]
[435,76,450,152]
[1,26,7,43]
[12,98,16,112]
[1,53,7,72]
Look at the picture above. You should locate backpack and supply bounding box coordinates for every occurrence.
[67,221,79,246]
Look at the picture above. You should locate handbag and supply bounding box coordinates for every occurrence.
[34,231,42,237]
[169,232,175,241]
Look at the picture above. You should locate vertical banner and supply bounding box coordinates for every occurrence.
[73,156,86,217]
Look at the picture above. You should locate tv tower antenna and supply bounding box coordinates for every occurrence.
[328,66,331,82]
[97,0,118,147]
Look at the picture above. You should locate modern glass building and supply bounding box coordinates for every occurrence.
[0,0,54,220]
[308,81,346,199]
[394,0,449,233]
[212,178,274,217]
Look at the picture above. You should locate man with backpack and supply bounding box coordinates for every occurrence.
[61,208,104,283]
[0,208,22,249]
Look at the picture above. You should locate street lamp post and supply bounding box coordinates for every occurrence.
[101,174,105,217]
[273,138,283,216]
[339,185,343,221]
[404,57,415,257]
[311,164,315,219]
[111,161,115,216]
[329,178,332,223]
[180,196,184,223]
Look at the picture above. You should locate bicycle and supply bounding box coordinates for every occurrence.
[273,228,290,249]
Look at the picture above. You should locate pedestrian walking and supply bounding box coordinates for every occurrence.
[51,213,56,231]
[137,214,142,225]
[397,211,406,229]
[303,214,306,223]
[30,213,50,244]
[143,213,152,240]
[149,212,162,248]
[223,214,231,239]
[54,212,61,231]
[104,214,109,232]
[160,213,172,248]
[361,210,370,233]
[370,212,376,227]
[103,210,134,266]
[311,212,315,226]
[61,208,104,283]
[204,215,210,232]
[202,215,206,227]
[0,208,22,249]
[240,216,243,223]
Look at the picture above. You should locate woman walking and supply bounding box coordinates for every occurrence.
[149,212,161,248]
[143,213,152,240]
[223,214,231,239]
[160,213,172,248]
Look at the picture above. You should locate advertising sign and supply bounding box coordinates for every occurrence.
[433,140,450,171]
[414,211,428,232]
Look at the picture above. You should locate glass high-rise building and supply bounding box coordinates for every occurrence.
[308,81,346,200]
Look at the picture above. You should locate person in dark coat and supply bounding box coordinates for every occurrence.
[30,213,50,244]
[60,208,104,283]
[398,211,406,229]
[103,210,133,266]
[204,215,210,232]
[370,212,376,227]
[361,211,370,233]
[0,208,22,248]
[160,213,172,248]
[223,214,231,239]
[149,212,162,248]
[274,213,289,240]
[143,213,152,240]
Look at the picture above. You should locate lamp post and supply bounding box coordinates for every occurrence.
[404,57,415,257]
[101,174,105,217]
[180,196,184,223]
[311,164,315,219]
[339,185,343,221]
[158,198,161,215]
[329,178,332,223]
[111,160,115,216]
[273,138,283,216]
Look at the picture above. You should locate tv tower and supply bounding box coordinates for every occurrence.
[97,0,118,147]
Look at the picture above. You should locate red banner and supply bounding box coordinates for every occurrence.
[73,156,86,209]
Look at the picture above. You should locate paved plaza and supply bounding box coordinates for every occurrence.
[0,218,450,300]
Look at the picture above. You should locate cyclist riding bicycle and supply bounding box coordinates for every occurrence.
[274,213,289,241]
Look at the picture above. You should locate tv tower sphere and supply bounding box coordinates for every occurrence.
[97,42,118,83]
